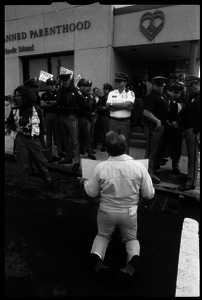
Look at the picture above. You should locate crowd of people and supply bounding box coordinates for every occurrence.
[5,70,200,283]
[6,71,200,193]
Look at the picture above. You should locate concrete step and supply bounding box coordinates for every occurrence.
[130,131,146,140]
[130,138,146,148]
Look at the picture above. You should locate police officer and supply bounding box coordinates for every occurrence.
[40,78,62,162]
[164,82,185,174]
[76,78,96,160]
[57,74,80,171]
[85,80,97,152]
[24,77,41,107]
[143,76,168,184]
[93,83,113,151]
[106,72,135,155]
[172,75,200,191]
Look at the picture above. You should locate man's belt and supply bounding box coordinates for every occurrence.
[110,117,130,121]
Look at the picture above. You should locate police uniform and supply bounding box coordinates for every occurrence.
[143,76,168,183]
[76,78,96,160]
[173,75,200,190]
[40,78,62,162]
[163,83,185,174]
[93,83,113,150]
[57,74,80,169]
[107,73,135,155]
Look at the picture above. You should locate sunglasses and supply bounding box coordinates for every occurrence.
[114,79,125,83]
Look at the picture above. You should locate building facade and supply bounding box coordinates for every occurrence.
[5,3,200,95]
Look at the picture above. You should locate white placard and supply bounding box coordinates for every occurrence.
[39,70,53,82]
[60,67,74,79]
[75,74,81,86]
[81,159,148,179]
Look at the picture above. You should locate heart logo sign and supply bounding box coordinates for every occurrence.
[140,10,165,41]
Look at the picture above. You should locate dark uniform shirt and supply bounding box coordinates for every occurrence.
[97,95,109,117]
[144,90,168,125]
[57,86,79,117]
[75,89,95,121]
[41,91,58,114]
[177,90,200,133]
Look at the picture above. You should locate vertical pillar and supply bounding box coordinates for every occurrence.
[189,41,199,75]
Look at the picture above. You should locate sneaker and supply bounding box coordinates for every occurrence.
[58,159,73,165]
[152,174,161,184]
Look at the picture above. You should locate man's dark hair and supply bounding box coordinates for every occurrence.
[105,131,127,156]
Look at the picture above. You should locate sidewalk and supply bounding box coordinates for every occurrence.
[5,134,200,201]
[5,133,200,297]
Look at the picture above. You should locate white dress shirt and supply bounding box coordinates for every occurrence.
[84,154,155,212]
[107,89,135,118]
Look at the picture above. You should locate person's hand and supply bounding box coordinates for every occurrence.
[77,177,88,185]
[167,122,174,129]
[156,120,161,127]
[16,127,23,133]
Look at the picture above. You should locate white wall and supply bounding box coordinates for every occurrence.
[114,5,200,47]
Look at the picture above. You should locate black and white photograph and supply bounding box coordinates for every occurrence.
[5,3,200,297]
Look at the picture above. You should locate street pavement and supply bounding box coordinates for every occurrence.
[5,133,200,297]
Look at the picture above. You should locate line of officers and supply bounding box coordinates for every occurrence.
[7,72,200,191]
[22,74,116,172]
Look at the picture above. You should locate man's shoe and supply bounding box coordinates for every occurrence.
[178,183,195,191]
[58,152,65,158]
[152,174,161,184]
[49,156,62,163]
[72,163,80,172]
[58,159,73,164]
[80,149,85,155]
[89,253,114,280]
[92,150,96,154]
[172,168,180,175]
[88,154,96,160]
[116,255,140,284]
[101,147,106,152]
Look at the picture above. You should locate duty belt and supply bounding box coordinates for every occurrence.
[110,117,130,121]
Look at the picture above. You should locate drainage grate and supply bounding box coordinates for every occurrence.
[138,194,180,214]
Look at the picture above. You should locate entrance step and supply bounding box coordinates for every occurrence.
[130,126,146,149]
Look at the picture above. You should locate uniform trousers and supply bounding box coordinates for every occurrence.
[91,209,140,263]
[109,118,131,155]
[93,115,109,147]
[184,128,199,187]
[15,134,52,189]
[59,114,80,163]
[144,124,164,177]
[44,112,63,161]
[78,117,93,155]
